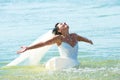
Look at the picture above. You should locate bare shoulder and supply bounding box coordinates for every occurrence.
[43,35,62,46]
[52,35,62,46]
[70,33,83,40]
[53,35,62,39]
[70,33,78,37]
[51,35,62,42]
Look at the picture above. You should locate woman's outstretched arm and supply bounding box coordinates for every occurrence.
[76,34,93,45]
[17,35,60,54]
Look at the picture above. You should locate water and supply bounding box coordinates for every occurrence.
[0,0,120,79]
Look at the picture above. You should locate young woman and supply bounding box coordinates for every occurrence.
[17,22,93,70]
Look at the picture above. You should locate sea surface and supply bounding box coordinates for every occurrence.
[0,0,120,79]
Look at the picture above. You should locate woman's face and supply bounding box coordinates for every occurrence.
[57,22,69,32]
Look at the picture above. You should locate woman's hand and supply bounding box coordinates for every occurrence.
[89,40,93,45]
[17,46,28,54]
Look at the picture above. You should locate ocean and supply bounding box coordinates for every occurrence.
[0,0,120,80]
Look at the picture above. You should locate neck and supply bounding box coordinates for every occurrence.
[62,31,70,37]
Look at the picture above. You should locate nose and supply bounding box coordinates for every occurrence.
[64,22,66,25]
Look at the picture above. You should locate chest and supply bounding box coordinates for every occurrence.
[61,35,78,47]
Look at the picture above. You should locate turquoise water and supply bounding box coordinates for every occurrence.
[0,0,120,68]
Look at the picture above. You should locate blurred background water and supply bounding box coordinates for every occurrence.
[0,0,120,67]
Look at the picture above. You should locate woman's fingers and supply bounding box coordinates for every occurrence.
[17,46,27,54]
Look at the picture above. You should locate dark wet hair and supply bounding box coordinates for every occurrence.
[52,23,62,35]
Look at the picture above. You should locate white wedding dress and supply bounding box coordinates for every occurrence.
[6,31,79,70]
[45,42,79,70]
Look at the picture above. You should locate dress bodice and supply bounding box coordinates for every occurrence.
[58,42,78,60]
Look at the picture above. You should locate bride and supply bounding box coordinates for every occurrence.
[17,22,93,70]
